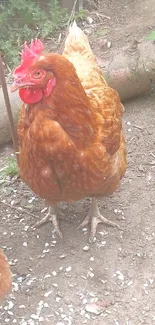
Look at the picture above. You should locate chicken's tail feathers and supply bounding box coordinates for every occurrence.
[69,20,78,33]
[69,20,86,38]
[63,20,92,55]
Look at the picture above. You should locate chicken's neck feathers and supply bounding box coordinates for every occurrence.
[22,77,97,149]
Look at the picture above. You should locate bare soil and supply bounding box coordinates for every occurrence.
[1,93,155,325]
[86,0,155,60]
[49,0,155,62]
[1,1,155,324]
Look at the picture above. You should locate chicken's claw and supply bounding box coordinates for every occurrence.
[76,198,122,243]
[33,206,63,238]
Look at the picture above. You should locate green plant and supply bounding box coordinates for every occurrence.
[73,9,87,21]
[1,156,18,177]
[96,27,110,37]
[146,30,155,40]
[0,0,69,67]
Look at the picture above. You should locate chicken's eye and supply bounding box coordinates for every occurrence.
[33,70,43,79]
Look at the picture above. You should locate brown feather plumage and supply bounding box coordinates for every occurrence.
[0,249,12,301]
[16,24,126,207]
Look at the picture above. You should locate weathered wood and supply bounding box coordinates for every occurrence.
[0,55,18,155]
[0,85,22,146]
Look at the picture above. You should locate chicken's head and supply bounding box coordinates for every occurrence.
[11,39,57,104]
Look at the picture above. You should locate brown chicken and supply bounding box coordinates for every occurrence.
[11,22,126,242]
[0,249,12,301]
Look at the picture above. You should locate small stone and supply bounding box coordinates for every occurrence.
[85,302,103,315]
[100,279,107,284]
[52,283,58,287]
[116,271,124,281]
[56,297,61,302]
[28,197,35,203]
[107,41,111,48]
[61,314,66,319]
[83,245,90,251]
[57,290,63,298]
[19,305,25,309]
[138,165,144,172]
[85,313,91,319]
[4,301,14,310]
[44,290,52,297]
[89,272,94,278]
[12,282,19,291]
[31,314,38,320]
[43,249,49,253]
[39,317,44,322]
[143,306,150,312]
[65,273,71,278]
[7,311,13,316]
[82,228,88,232]
[81,275,87,280]
[83,298,88,304]
[132,297,137,301]
[59,254,66,259]
[66,266,72,272]
[41,207,48,213]
[86,16,93,24]
[84,28,92,35]
[52,271,57,276]
[86,299,114,317]
[44,274,51,279]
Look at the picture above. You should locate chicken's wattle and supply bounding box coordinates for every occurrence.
[19,78,56,104]
[19,88,43,104]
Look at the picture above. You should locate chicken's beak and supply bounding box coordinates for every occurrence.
[11,82,20,92]
[11,80,35,92]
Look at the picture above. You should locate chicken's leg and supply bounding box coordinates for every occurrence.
[77,198,121,243]
[33,205,62,238]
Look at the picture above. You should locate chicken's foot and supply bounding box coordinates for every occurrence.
[33,206,62,238]
[77,198,121,243]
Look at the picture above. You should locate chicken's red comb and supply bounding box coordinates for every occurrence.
[14,39,44,75]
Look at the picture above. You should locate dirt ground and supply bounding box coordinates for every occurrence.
[1,91,155,325]
[86,0,155,58]
[1,94,155,325]
[48,0,155,62]
[1,0,155,324]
